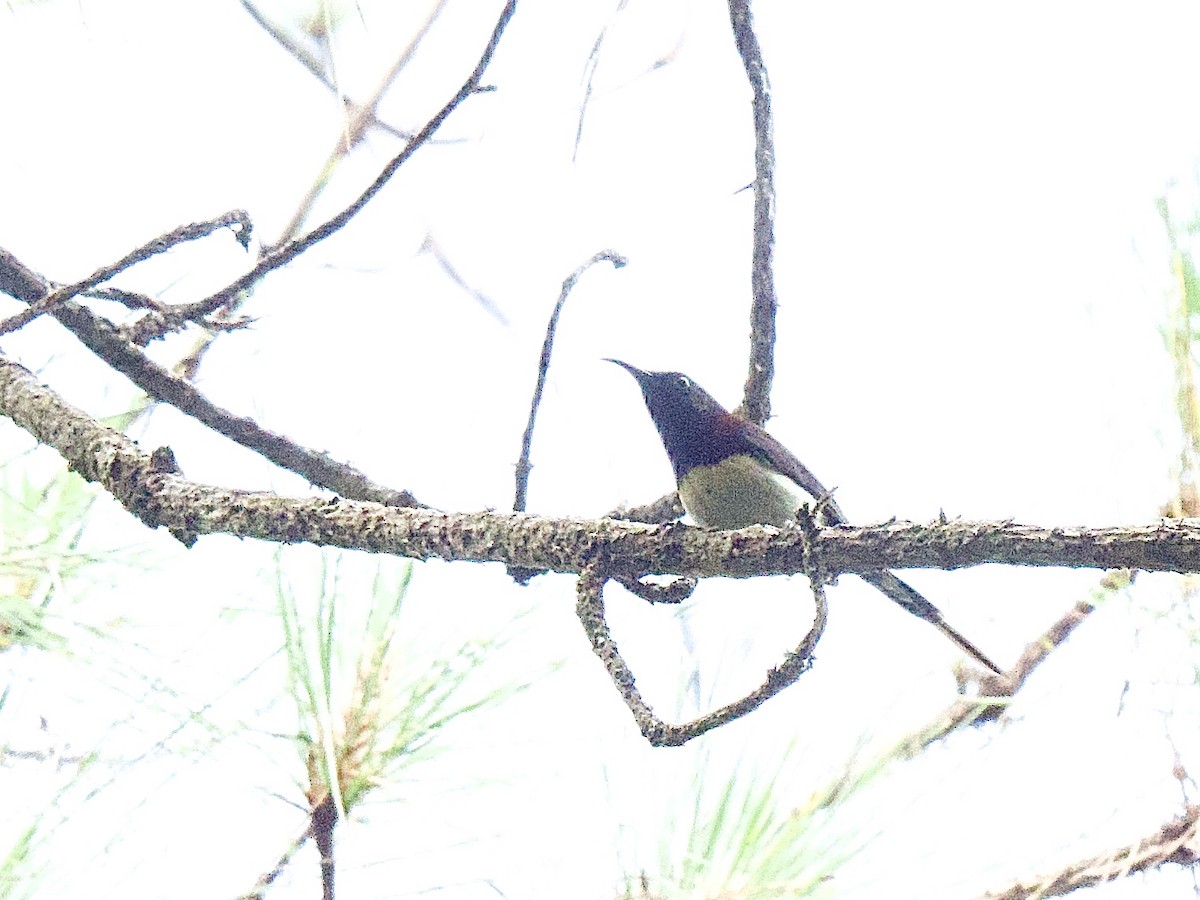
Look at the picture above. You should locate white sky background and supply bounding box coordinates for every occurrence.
[1,0,1199,898]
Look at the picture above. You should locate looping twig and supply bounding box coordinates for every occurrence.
[572,485,838,748]
[575,562,661,728]
[575,554,827,747]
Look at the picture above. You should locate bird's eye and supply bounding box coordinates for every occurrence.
[676,375,691,389]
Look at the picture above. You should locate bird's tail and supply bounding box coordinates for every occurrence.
[857,570,1001,674]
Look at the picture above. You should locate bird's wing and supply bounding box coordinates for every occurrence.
[738,419,849,525]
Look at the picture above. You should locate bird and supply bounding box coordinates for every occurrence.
[607,359,1001,674]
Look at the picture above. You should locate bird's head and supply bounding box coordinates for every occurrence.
[606,359,745,478]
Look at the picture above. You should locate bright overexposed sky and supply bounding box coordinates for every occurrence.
[2,1,1200,897]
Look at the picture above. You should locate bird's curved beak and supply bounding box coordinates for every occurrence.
[605,358,650,385]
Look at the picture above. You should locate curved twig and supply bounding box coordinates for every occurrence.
[513,250,627,512]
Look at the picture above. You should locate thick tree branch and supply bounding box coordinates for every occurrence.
[2,353,1198,577]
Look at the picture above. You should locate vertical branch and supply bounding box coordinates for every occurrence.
[311,792,337,900]
[727,0,778,427]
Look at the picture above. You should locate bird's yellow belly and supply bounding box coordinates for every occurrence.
[677,454,804,529]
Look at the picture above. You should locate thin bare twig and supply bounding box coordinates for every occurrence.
[167,2,458,382]
[0,250,422,508]
[889,599,1097,762]
[980,804,1199,900]
[796,596,1100,838]
[726,0,777,426]
[239,0,434,145]
[56,301,424,508]
[240,0,330,90]
[573,0,628,162]
[127,0,520,344]
[969,599,1096,716]
[265,0,455,253]
[0,211,251,337]
[238,827,311,900]
[513,250,626,512]
[420,234,509,326]
[572,1,683,162]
